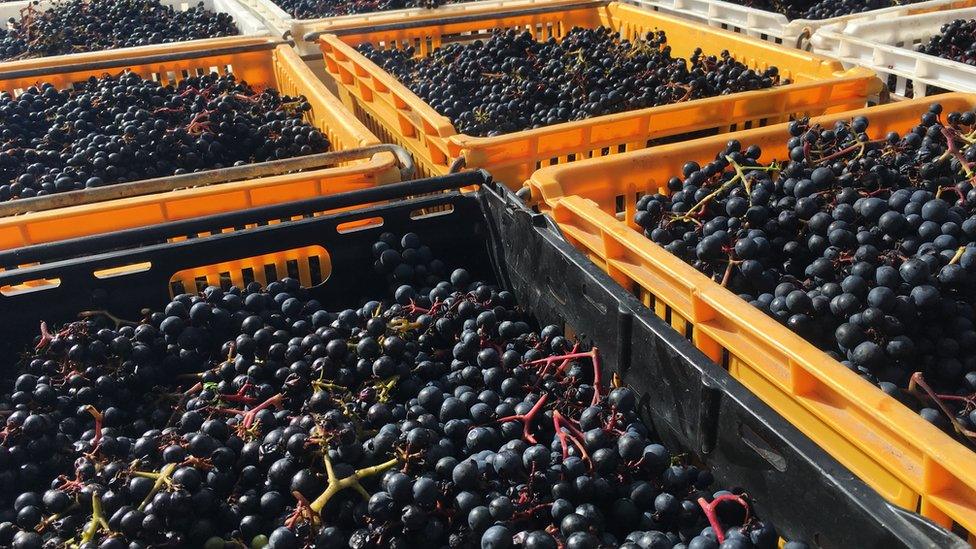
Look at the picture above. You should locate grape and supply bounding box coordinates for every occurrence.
[0,231,793,547]
[0,0,238,61]
[273,0,472,19]
[633,103,976,435]
[918,19,976,66]
[359,27,782,137]
[0,71,329,202]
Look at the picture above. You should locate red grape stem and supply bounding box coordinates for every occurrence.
[940,126,976,179]
[83,405,104,454]
[496,393,550,444]
[166,381,203,428]
[214,392,284,430]
[526,347,602,405]
[284,490,316,529]
[35,320,55,350]
[553,410,591,465]
[696,493,751,544]
[908,372,976,441]
[219,383,257,405]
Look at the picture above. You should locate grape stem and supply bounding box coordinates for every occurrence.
[284,490,316,529]
[220,383,257,405]
[526,348,603,405]
[76,492,112,546]
[553,410,590,464]
[35,321,55,350]
[949,246,968,265]
[940,126,976,179]
[309,453,399,514]
[78,309,138,328]
[134,463,178,512]
[83,405,104,453]
[697,493,751,543]
[214,393,284,429]
[908,372,976,441]
[166,382,203,428]
[496,393,549,444]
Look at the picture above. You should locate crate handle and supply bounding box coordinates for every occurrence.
[0,144,414,217]
[0,170,492,270]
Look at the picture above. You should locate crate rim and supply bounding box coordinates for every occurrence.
[526,91,976,534]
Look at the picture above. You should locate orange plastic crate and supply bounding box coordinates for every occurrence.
[527,93,976,538]
[314,0,881,187]
[0,37,402,250]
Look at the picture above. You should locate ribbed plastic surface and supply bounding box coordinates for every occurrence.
[812,6,976,97]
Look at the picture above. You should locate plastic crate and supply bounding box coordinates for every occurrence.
[526,93,976,538]
[239,0,565,56]
[622,0,976,50]
[0,0,272,60]
[0,172,964,548]
[811,7,976,98]
[0,40,406,250]
[312,0,880,189]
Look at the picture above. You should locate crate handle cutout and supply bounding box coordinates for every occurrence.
[1,278,61,297]
[168,245,331,296]
[93,262,153,279]
[337,217,384,234]
[410,204,456,219]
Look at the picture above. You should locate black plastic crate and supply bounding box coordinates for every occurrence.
[0,172,962,548]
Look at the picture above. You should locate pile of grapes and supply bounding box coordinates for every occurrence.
[633,103,976,440]
[358,28,782,137]
[0,0,238,61]
[272,0,471,20]
[917,19,976,67]
[736,0,925,20]
[0,71,329,202]
[0,232,804,549]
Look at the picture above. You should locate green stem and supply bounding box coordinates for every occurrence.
[136,463,177,512]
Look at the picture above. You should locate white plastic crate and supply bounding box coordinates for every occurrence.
[622,0,976,50]
[239,0,574,56]
[0,0,270,46]
[812,7,976,97]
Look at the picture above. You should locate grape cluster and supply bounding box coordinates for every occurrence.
[0,71,329,202]
[358,28,782,138]
[272,0,471,20]
[633,104,976,437]
[735,0,924,20]
[0,0,239,61]
[0,232,800,549]
[918,19,976,66]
